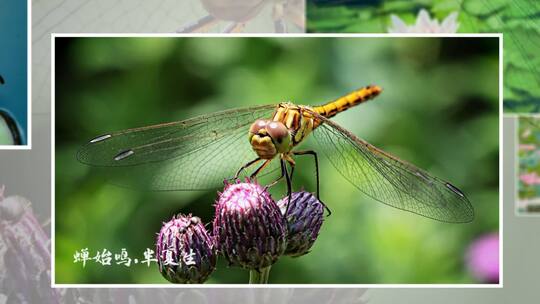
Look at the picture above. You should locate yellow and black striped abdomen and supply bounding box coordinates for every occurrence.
[313,85,382,118]
[270,85,382,149]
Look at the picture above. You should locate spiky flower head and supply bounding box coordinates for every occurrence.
[277,191,324,257]
[388,9,459,33]
[213,179,287,270]
[156,214,216,284]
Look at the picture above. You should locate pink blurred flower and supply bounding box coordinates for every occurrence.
[466,232,499,283]
[520,172,540,185]
[519,144,536,151]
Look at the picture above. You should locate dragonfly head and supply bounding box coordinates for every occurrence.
[249,119,292,159]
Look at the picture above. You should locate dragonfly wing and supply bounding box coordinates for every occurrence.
[77,105,277,190]
[311,112,474,223]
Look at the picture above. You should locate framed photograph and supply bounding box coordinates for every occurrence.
[52,34,501,286]
[516,115,540,215]
[0,0,31,148]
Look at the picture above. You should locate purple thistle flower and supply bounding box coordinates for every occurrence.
[466,232,499,283]
[0,185,61,303]
[156,214,216,284]
[277,191,324,257]
[213,180,287,271]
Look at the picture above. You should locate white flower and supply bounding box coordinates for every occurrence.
[388,9,459,33]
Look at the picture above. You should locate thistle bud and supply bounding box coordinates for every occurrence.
[156,214,216,284]
[213,180,287,270]
[277,191,324,257]
[0,195,30,223]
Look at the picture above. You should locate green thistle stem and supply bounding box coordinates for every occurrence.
[249,266,271,284]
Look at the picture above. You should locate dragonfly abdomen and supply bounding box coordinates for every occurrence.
[314,85,382,119]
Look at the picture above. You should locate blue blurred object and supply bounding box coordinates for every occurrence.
[0,108,23,145]
[520,155,539,167]
[0,0,28,145]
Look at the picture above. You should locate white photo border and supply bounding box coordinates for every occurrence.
[51,33,503,288]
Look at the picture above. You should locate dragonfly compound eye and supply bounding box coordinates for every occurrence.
[266,121,288,138]
[249,119,269,135]
[266,121,291,152]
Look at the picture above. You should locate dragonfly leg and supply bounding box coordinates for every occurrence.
[293,150,331,216]
[249,159,272,180]
[257,157,293,214]
[292,150,320,198]
[272,2,287,33]
[223,22,246,33]
[233,157,261,181]
[264,160,286,190]
[176,15,218,33]
[282,158,293,215]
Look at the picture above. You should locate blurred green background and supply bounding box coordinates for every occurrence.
[55,37,499,284]
[307,0,539,113]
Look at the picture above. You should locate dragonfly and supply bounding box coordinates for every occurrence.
[77,86,474,223]
[177,0,303,33]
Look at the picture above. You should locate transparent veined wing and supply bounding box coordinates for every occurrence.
[77,104,278,191]
[309,110,474,223]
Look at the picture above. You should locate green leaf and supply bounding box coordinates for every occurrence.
[307,5,357,20]
[456,12,485,32]
[432,0,462,13]
[502,17,540,33]
[503,26,540,69]
[380,1,422,13]
[462,0,507,16]
[307,4,361,32]
[506,65,540,97]
[484,15,505,31]
[502,1,540,18]
[343,18,387,33]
